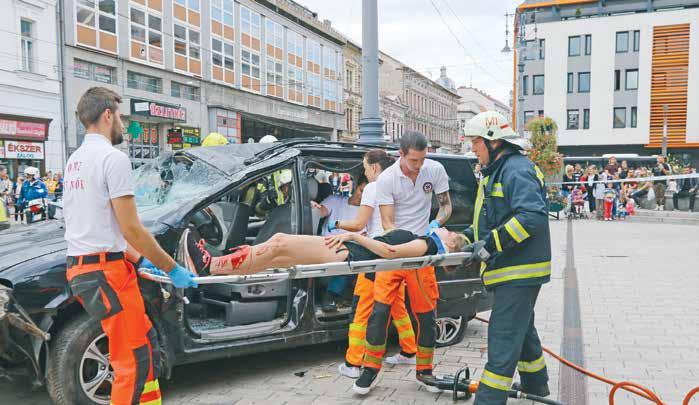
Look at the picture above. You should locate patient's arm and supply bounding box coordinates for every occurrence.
[325,233,427,259]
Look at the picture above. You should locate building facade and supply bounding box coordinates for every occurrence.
[379,92,406,143]
[0,0,64,178]
[342,40,361,141]
[514,0,699,163]
[61,0,346,166]
[379,53,460,152]
[457,86,512,129]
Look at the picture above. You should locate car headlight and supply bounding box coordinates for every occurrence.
[0,284,11,321]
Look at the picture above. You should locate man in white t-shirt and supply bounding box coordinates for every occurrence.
[63,87,196,405]
[312,176,368,311]
[354,131,452,395]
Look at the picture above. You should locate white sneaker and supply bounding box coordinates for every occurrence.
[384,353,416,365]
[338,363,361,379]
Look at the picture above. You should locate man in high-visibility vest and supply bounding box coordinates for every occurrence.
[460,111,551,404]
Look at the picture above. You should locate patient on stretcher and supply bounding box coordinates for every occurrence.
[183,227,467,276]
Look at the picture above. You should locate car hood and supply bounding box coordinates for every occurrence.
[0,221,67,272]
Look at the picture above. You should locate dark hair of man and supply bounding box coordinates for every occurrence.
[399,131,428,154]
[77,87,122,128]
[364,149,396,171]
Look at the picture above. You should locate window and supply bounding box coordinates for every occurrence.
[538,110,544,117]
[523,111,535,125]
[20,20,33,72]
[265,19,284,98]
[127,71,162,93]
[265,19,284,51]
[533,75,544,95]
[307,73,321,107]
[584,34,591,55]
[539,39,545,59]
[613,107,626,128]
[240,6,261,40]
[567,73,574,94]
[578,72,590,93]
[522,75,528,95]
[266,59,283,98]
[73,59,116,84]
[633,30,640,52]
[583,108,590,129]
[630,106,637,128]
[129,5,163,65]
[616,31,628,53]
[323,47,338,79]
[211,38,234,82]
[241,6,261,92]
[211,0,234,26]
[568,36,580,56]
[614,70,621,91]
[287,30,304,103]
[567,110,579,130]
[173,23,200,73]
[307,40,321,108]
[171,82,200,101]
[241,50,261,83]
[211,0,234,85]
[625,69,638,90]
[75,0,117,53]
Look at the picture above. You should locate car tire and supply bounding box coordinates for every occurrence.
[435,316,468,348]
[47,313,113,405]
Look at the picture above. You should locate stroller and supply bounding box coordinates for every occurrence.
[569,187,588,219]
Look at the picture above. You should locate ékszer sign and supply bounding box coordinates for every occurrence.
[131,99,186,122]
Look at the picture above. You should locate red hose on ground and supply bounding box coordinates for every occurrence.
[472,316,698,404]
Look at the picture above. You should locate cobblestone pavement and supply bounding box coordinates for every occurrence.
[1,220,697,404]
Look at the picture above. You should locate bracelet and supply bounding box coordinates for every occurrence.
[135,256,144,267]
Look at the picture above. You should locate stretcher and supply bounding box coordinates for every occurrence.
[138,252,473,284]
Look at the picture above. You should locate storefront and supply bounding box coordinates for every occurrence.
[127,99,187,167]
[209,108,242,144]
[167,126,201,150]
[239,112,333,143]
[0,114,51,180]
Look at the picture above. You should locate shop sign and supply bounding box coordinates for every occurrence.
[0,119,48,141]
[131,99,186,122]
[5,140,44,159]
[167,126,200,146]
[0,141,5,158]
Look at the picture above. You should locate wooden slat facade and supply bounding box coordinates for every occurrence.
[647,23,699,148]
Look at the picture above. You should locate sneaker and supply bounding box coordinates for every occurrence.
[184,229,211,275]
[384,352,416,365]
[416,370,442,393]
[353,367,379,395]
[338,363,361,379]
[511,382,550,397]
[320,292,338,312]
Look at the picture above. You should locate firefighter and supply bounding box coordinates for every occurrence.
[353,131,452,395]
[201,131,229,147]
[255,169,292,216]
[63,87,197,405]
[461,111,551,404]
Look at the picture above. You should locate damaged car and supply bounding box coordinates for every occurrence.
[0,139,491,405]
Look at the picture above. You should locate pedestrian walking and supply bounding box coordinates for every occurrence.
[63,87,197,405]
[460,111,551,404]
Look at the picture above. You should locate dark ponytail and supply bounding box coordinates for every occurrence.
[364,149,395,171]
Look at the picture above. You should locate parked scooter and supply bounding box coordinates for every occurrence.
[24,198,47,224]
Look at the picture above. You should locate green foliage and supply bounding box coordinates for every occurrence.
[526,116,563,176]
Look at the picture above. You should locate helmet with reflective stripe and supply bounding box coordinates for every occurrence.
[24,166,40,178]
[201,132,229,147]
[277,169,292,186]
[463,111,527,149]
[259,135,278,144]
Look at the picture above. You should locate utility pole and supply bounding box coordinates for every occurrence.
[661,104,668,156]
[358,0,384,143]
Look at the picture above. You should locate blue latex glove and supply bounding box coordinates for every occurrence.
[426,220,441,235]
[140,257,157,271]
[168,264,198,288]
[327,220,338,233]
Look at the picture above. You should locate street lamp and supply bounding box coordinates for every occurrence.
[662,104,668,156]
[358,0,384,143]
[501,13,514,54]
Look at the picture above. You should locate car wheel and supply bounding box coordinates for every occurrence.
[47,313,113,405]
[435,316,468,348]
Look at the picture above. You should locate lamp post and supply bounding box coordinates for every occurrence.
[358,0,384,143]
[661,104,668,156]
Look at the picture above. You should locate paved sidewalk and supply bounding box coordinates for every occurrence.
[1,220,696,404]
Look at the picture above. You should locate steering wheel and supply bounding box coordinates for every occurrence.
[189,207,223,246]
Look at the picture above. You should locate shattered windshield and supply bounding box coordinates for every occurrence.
[134,154,229,218]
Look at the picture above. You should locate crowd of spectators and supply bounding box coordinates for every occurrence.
[0,165,63,224]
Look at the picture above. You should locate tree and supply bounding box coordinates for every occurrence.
[526,116,563,177]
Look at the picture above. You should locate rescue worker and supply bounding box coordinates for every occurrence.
[63,87,197,405]
[201,131,229,147]
[461,111,551,404]
[354,131,452,395]
[17,166,48,221]
[255,169,292,216]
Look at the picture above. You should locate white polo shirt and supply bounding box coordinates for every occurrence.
[64,134,135,256]
[375,158,449,234]
[360,181,384,237]
[319,195,364,236]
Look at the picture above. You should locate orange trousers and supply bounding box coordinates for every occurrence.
[345,274,416,367]
[363,267,439,372]
[67,256,162,405]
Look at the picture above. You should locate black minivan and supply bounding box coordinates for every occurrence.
[0,140,490,405]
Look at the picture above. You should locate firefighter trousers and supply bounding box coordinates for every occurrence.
[474,285,548,405]
[345,274,417,367]
[362,267,439,372]
[67,256,162,405]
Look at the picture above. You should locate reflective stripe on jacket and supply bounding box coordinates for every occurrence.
[463,152,551,290]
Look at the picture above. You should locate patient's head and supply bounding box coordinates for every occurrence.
[433,228,468,252]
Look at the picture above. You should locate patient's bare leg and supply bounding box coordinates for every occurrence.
[210,233,349,275]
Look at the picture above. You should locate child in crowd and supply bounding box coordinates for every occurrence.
[594,172,608,220]
[572,187,586,217]
[617,199,628,220]
[626,197,636,216]
[603,183,617,221]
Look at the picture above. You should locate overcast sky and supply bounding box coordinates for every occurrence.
[295,0,522,103]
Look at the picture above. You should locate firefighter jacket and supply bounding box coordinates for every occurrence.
[463,151,551,290]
